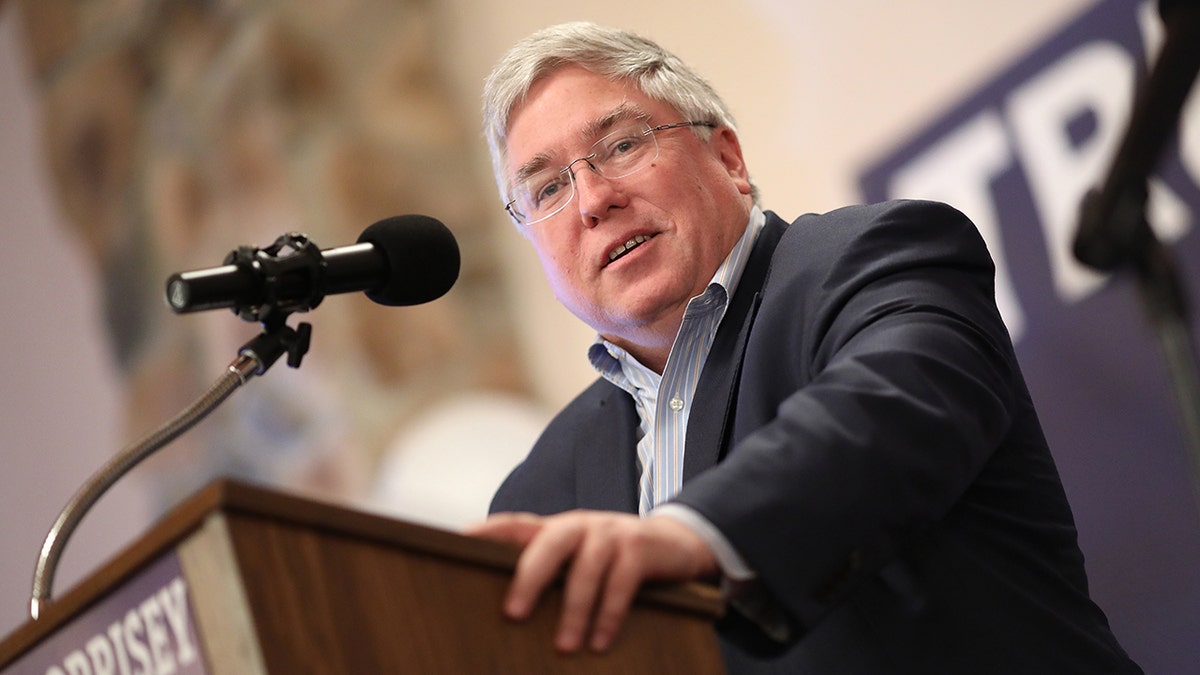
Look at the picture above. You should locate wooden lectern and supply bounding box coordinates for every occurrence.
[0,480,726,674]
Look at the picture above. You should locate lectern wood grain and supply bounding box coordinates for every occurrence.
[219,510,722,673]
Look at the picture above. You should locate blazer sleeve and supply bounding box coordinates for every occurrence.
[672,200,1043,639]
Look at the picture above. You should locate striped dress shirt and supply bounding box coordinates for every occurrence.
[588,206,767,515]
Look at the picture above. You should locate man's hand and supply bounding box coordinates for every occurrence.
[466,510,719,653]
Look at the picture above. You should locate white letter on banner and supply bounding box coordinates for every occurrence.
[887,110,1026,339]
[138,596,175,675]
[157,579,197,666]
[122,610,153,675]
[85,635,116,675]
[105,621,132,675]
[62,651,91,675]
[1007,41,1134,302]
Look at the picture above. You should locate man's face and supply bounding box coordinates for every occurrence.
[504,65,754,366]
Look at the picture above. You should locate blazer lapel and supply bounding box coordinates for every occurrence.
[575,383,641,513]
[683,212,788,482]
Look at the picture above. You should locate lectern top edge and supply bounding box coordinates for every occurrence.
[0,478,724,670]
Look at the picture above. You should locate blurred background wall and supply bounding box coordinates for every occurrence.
[2,0,1195,671]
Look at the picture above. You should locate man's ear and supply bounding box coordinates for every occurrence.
[712,127,753,196]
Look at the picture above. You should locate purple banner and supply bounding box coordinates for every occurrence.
[859,0,1200,671]
[4,552,207,675]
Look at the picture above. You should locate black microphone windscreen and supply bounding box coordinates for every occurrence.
[357,215,460,306]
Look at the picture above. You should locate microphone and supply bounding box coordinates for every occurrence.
[165,215,460,318]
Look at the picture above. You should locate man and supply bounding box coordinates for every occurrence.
[467,21,1141,673]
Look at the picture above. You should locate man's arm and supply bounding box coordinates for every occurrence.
[674,200,1029,635]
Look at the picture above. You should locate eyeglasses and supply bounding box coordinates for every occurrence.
[504,120,716,226]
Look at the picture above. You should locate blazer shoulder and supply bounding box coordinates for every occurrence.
[783,200,977,243]
[768,200,990,282]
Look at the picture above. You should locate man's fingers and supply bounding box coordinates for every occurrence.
[467,512,573,622]
[586,515,718,652]
[555,519,618,652]
[504,516,587,620]
[587,549,642,652]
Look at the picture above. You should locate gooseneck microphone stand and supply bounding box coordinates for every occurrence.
[28,235,321,621]
[1072,0,1200,513]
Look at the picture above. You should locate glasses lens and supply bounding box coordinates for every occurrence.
[508,121,658,225]
[591,123,657,180]
[512,170,574,224]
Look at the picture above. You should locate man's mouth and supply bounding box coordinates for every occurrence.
[607,234,655,265]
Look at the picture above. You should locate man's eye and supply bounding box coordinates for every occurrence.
[606,136,641,157]
[535,179,567,205]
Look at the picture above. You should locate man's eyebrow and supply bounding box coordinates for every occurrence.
[512,153,554,187]
[579,102,648,141]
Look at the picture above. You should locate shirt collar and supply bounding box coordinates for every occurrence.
[709,204,765,307]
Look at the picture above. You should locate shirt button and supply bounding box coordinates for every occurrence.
[669,396,685,412]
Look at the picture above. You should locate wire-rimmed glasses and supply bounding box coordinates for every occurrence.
[504,120,716,226]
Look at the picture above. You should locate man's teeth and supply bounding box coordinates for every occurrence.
[608,234,652,262]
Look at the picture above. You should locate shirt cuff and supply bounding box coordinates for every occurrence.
[651,503,793,643]
[650,502,755,581]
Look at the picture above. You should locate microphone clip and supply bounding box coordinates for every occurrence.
[224,233,322,374]
[239,316,313,375]
[223,232,328,323]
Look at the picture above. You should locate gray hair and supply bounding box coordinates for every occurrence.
[482,22,755,205]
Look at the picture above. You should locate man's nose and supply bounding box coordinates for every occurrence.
[572,165,628,225]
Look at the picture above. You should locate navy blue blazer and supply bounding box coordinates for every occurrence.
[491,201,1140,674]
